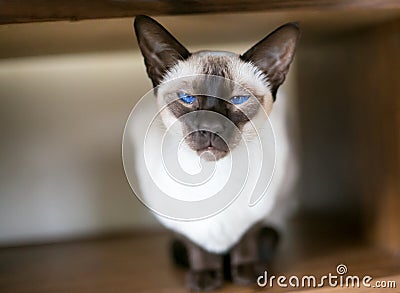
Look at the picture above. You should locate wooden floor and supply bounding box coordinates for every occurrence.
[1,217,399,292]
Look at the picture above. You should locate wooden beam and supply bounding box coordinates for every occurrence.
[372,20,400,254]
[1,0,399,25]
[296,18,400,254]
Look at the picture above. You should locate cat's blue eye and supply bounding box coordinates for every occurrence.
[230,95,250,105]
[178,93,196,104]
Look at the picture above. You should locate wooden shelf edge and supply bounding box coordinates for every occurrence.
[1,0,400,25]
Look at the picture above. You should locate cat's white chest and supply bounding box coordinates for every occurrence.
[127,96,291,253]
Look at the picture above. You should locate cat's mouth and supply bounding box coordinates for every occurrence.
[184,130,230,161]
[196,146,228,161]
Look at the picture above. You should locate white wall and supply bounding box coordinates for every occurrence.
[0,52,157,245]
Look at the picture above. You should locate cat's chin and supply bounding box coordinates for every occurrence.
[197,147,228,161]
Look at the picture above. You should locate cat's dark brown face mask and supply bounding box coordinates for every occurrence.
[134,15,300,160]
[171,95,233,160]
[162,75,262,160]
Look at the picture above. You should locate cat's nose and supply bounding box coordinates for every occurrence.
[194,110,226,134]
[198,120,225,134]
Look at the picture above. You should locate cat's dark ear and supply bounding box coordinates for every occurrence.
[240,23,300,100]
[134,15,191,87]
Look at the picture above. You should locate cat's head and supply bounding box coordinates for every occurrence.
[134,15,300,161]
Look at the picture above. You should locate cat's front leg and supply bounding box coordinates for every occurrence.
[230,225,260,286]
[185,240,223,291]
[230,225,279,286]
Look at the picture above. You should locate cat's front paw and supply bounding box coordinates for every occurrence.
[231,263,259,286]
[186,269,223,291]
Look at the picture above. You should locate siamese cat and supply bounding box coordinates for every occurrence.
[132,15,300,291]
